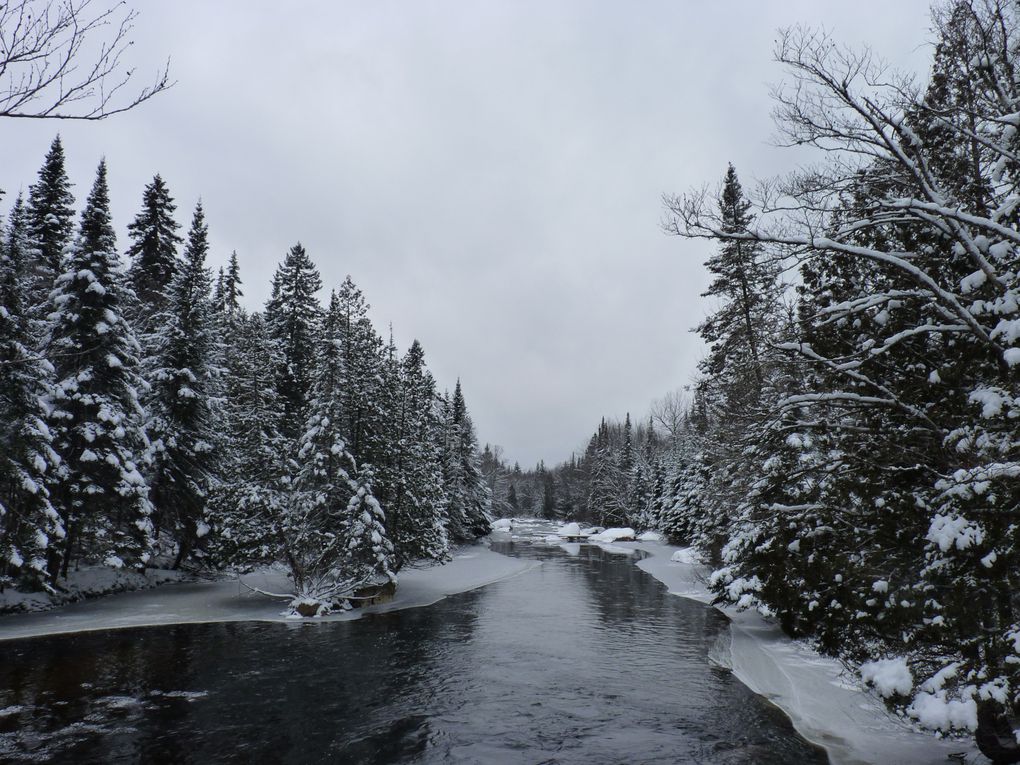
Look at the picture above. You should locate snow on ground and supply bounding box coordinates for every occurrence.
[0,544,535,642]
[557,522,583,537]
[625,539,984,765]
[0,565,188,615]
[590,527,636,542]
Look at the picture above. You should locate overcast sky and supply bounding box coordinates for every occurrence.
[1,1,936,468]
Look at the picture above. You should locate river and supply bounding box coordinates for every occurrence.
[0,528,828,763]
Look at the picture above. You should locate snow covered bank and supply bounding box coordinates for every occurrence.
[0,545,535,642]
[0,565,188,615]
[626,540,984,765]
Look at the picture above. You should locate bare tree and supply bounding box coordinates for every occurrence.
[0,0,171,120]
[649,387,690,446]
[664,3,1020,757]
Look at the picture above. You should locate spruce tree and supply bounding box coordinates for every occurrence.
[147,202,220,568]
[223,251,243,314]
[291,290,395,602]
[126,174,182,318]
[26,135,76,310]
[208,312,287,568]
[387,340,449,567]
[0,196,63,589]
[332,276,386,464]
[265,243,322,439]
[342,465,395,588]
[45,160,153,578]
[442,380,492,539]
[697,164,780,395]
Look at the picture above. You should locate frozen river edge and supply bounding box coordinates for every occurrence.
[0,544,536,642]
[0,534,985,764]
[620,539,984,765]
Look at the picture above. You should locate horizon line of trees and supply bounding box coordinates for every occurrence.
[0,136,492,613]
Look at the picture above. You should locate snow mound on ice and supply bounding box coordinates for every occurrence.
[491,518,513,530]
[590,527,635,542]
[670,548,701,565]
[558,522,582,537]
[860,657,913,698]
[637,531,663,542]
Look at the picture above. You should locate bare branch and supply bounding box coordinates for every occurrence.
[0,0,172,120]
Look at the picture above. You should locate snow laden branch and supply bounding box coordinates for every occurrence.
[661,4,1020,758]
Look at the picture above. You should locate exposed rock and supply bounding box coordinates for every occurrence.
[353,579,397,606]
[295,600,321,617]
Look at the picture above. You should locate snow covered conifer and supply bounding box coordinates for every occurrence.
[0,196,63,588]
[45,160,153,579]
[387,340,449,567]
[223,251,243,314]
[441,380,492,540]
[331,276,386,464]
[147,202,220,568]
[696,164,781,396]
[26,135,76,310]
[208,312,288,567]
[126,174,182,320]
[342,465,395,587]
[265,243,322,439]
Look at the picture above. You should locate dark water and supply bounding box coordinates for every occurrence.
[0,536,828,764]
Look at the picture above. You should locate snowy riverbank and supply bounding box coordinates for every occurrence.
[0,544,535,642]
[617,539,985,765]
[0,565,190,615]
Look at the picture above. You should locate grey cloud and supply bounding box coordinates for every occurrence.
[0,0,934,466]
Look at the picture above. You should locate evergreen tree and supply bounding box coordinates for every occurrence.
[147,202,219,568]
[126,174,182,318]
[332,276,386,464]
[387,339,449,567]
[0,196,63,589]
[441,380,492,539]
[208,312,288,568]
[697,164,780,394]
[291,291,395,603]
[45,160,153,578]
[265,243,322,440]
[223,251,243,314]
[26,135,76,309]
[342,465,395,588]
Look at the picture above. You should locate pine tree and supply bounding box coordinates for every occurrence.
[45,160,153,578]
[265,243,322,440]
[26,135,76,310]
[0,196,63,589]
[147,202,220,568]
[126,174,182,318]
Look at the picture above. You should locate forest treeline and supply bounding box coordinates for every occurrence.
[0,140,492,612]
[495,1,1020,757]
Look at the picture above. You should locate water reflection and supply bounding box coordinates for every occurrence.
[0,539,827,764]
